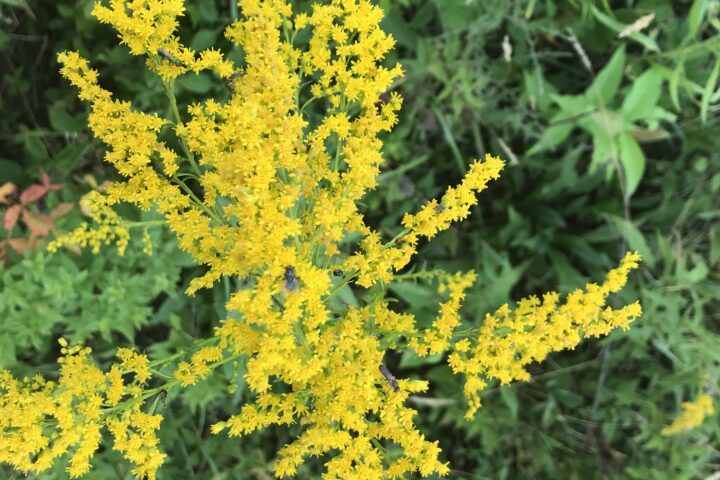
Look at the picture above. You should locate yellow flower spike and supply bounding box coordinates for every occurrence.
[662,393,715,436]
[451,251,642,419]
[2,0,643,478]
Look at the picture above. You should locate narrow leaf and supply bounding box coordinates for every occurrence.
[49,202,75,221]
[607,214,656,267]
[618,132,646,197]
[527,124,574,155]
[688,0,709,37]
[669,60,684,112]
[621,69,664,122]
[19,184,49,205]
[587,46,626,106]
[701,55,720,124]
[3,205,21,230]
[39,168,63,191]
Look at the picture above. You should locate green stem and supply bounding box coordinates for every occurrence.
[392,269,445,282]
[122,220,166,229]
[163,80,202,178]
[173,175,223,223]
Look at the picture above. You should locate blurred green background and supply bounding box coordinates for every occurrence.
[1,0,719,478]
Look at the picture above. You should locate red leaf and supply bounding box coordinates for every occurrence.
[19,184,49,205]
[0,182,16,204]
[40,168,63,192]
[49,202,75,221]
[22,210,54,237]
[3,205,21,231]
[8,238,32,256]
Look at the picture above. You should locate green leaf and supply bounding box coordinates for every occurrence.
[499,386,519,420]
[190,29,220,51]
[49,103,83,133]
[527,123,574,155]
[586,46,626,106]
[399,350,443,368]
[432,107,465,174]
[668,60,684,112]
[180,72,215,94]
[688,0,709,37]
[700,55,720,124]
[618,131,645,196]
[621,69,664,122]
[551,94,592,116]
[607,214,656,267]
[388,282,437,311]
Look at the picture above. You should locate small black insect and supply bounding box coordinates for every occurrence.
[157,48,183,66]
[284,266,299,291]
[332,269,343,277]
[379,364,399,392]
[434,203,445,213]
[224,72,242,96]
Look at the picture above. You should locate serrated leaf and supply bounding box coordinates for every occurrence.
[621,69,664,122]
[586,46,626,106]
[618,132,645,196]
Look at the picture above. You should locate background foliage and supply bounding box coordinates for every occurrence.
[1,0,719,478]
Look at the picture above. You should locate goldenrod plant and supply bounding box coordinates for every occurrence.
[661,393,715,437]
[0,1,642,478]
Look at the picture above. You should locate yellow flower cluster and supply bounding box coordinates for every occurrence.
[410,271,478,356]
[401,155,505,241]
[0,0,643,478]
[173,346,224,386]
[661,393,715,436]
[448,252,642,419]
[48,191,130,254]
[0,339,163,478]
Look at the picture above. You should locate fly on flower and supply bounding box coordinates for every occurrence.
[157,48,183,66]
[224,72,242,97]
[284,266,299,292]
[379,364,399,392]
